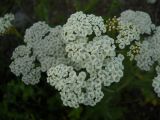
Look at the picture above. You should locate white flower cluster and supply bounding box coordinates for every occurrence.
[65,35,116,73]
[9,45,41,85]
[146,0,156,4]
[116,20,141,49]
[121,10,157,71]
[98,54,124,86]
[24,22,69,72]
[62,11,106,43]
[147,27,160,97]
[147,26,160,63]
[119,10,155,35]
[116,10,155,49]
[129,26,160,72]
[128,41,154,71]
[0,13,14,34]
[10,22,68,85]
[134,40,154,71]
[124,22,160,97]
[46,11,124,107]
[47,54,124,108]
[152,66,160,97]
[10,10,160,108]
[47,64,103,108]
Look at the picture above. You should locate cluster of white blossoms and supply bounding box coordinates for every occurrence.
[144,26,160,97]
[9,12,121,107]
[9,45,41,85]
[119,10,155,71]
[62,11,106,43]
[47,64,104,108]
[0,13,14,34]
[47,54,124,108]
[10,21,68,85]
[116,20,141,49]
[127,40,154,71]
[146,0,156,4]
[65,35,116,73]
[98,54,124,86]
[119,10,155,35]
[47,12,123,107]
[128,26,160,72]
[110,10,160,98]
[9,10,160,107]
[115,9,156,49]
[147,26,160,62]
[24,22,69,72]
[152,66,160,97]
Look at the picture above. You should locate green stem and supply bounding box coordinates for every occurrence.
[103,87,115,93]
[11,27,23,39]
[116,78,131,92]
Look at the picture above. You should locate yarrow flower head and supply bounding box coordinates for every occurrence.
[152,66,160,97]
[127,26,160,71]
[24,22,69,72]
[62,11,106,43]
[127,41,154,71]
[47,64,104,108]
[98,54,124,86]
[46,11,124,107]
[146,0,156,4]
[151,27,160,98]
[11,10,160,108]
[116,20,141,49]
[147,26,160,63]
[0,13,14,34]
[10,10,160,108]
[65,35,116,73]
[10,21,68,85]
[119,10,155,35]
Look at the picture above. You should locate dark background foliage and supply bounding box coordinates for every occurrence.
[1,0,160,120]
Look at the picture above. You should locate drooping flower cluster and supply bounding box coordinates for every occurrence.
[0,13,14,34]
